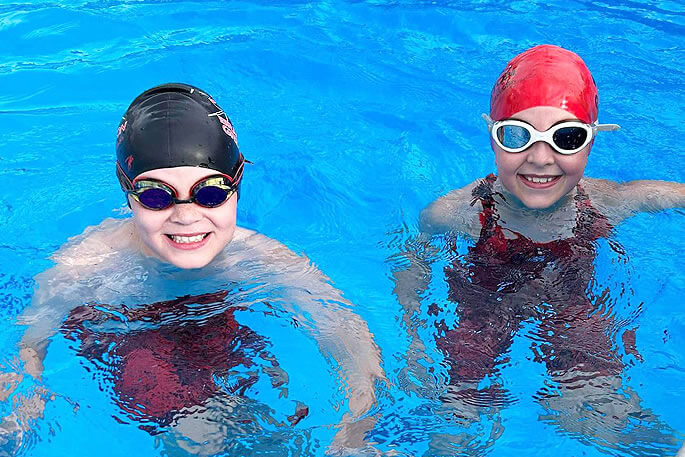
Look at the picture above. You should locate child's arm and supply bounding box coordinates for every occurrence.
[419,181,480,235]
[240,232,385,418]
[1,219,128,446]
[394,182,479,377]
[237,232,384,452]
[587,178,685,224]
[14,219,129,376]
[616,180,684,212]
[388,231,443,395]
[0,263,82,449]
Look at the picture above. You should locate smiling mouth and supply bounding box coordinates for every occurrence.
[518,174,561,188]
[165,233,210,244]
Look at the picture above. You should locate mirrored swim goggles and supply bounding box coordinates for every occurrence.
[117,162,244,211]
[482,114,620,155]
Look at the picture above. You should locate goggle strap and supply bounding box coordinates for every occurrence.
[116,162,134,191]
[595,123,621,132]
[229,160,244,184]
[482,113,494,128]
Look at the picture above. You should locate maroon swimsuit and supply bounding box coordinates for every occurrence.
[61,291,304,427]
[437,175,629,386]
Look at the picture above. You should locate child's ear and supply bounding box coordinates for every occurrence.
[489,138,498,153]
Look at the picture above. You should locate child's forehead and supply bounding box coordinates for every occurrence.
[507,106,582,130]
[136,166,218,185]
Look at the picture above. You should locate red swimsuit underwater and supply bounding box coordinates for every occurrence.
[437,175,633,388]
[61,291,307,428]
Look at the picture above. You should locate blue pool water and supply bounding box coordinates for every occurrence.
[1,1,684,456]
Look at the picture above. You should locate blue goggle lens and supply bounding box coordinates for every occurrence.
[137,187,174,210]
[193,185,230,207]
[497,125,531,149]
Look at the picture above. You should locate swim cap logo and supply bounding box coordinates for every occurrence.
[209,110,238,145]
[126,155,134,170]
[116,119,127,146]
[199,91,239,145]
[495,65,516,96]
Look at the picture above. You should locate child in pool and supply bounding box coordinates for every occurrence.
[1,83,383,453]
[394,45,684,453]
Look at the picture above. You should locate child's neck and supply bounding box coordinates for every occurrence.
[490,179,579,241]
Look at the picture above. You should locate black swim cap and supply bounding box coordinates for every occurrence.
[115,83,244,192]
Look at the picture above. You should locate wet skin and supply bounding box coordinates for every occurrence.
[492,106,591,210]
[130,166,238,269]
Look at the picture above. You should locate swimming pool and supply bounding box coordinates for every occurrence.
[1,0,683,455]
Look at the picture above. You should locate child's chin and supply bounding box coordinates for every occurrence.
[168,254,215,270]
[519,194,560,210]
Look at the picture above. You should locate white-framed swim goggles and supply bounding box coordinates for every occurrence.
[482,113,620,155]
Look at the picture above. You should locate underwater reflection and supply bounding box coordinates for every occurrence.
[61,291,308,433]
[390,213,681,456]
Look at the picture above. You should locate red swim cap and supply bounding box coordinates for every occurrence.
[490,45,599,123]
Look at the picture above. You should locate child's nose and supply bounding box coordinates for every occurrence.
[169,202,203,225]
[525,141,555,166]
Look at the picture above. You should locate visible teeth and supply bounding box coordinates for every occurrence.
[170,234,206,243]
[524,176,555,183]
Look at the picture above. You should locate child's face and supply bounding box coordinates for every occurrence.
[130,166,238,269]
[492,106,591,209]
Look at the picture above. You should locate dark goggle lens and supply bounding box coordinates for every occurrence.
[552,126,588,151]
[497,125,531,149]
[137,187,174,209]
[194,185,231,207]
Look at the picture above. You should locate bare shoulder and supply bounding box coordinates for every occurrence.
[233,226,314,267]
[25,218,135,332]
[232,225,257,239]
[582,177,685,225]
[580,177,621,203]
[234,226,295,257]
[232,227,336,294]
[52,218,134,268]
[419,179,481,236]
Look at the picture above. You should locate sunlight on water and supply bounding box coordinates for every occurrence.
[0,1,683,456]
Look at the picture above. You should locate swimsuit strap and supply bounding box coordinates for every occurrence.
[573,182,613,240]
[470,174,509,252]
[470,173,499,208]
